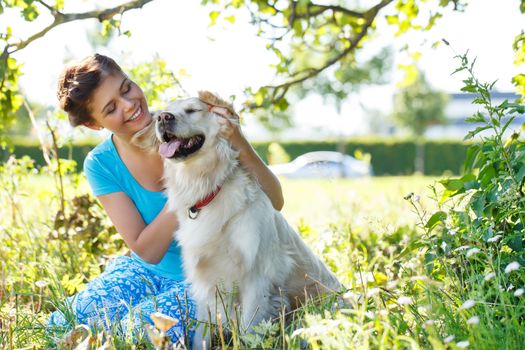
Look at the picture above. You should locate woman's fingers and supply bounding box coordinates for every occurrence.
[210,106,230,117]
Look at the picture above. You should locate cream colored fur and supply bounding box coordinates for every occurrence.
[134,93,341,349]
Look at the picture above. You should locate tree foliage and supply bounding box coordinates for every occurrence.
[1,0,524,144]
[392,70,448,136]
[203,0,470,113]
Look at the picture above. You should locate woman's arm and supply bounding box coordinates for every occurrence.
[214,108,284,211]
[97,192,177,264]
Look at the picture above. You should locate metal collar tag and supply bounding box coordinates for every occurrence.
[188,206,200,219]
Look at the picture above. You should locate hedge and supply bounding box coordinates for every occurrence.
[1,138,470,176]
[252,139,470,176]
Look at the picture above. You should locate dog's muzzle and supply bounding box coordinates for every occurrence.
[156,112,205,159]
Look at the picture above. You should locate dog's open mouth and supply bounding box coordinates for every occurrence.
[159,133,205,159]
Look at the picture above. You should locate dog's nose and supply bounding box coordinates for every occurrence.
[157,112,175,122]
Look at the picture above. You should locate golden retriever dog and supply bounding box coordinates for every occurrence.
[134,92,341,349]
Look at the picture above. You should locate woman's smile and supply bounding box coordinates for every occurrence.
[127,105,143,123]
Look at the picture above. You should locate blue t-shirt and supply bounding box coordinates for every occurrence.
[83,135,185,281]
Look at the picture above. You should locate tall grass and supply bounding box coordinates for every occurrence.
[1,166,443,349]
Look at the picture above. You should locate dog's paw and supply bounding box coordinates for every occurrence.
[268,292,290,320]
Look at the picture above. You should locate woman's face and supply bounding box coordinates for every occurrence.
[87,72,151,141]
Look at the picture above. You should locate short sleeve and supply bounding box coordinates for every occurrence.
[83,152,122,196]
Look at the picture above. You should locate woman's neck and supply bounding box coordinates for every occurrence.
[113,133,146,156]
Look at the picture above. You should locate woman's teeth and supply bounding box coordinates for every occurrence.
[129,107,141,121]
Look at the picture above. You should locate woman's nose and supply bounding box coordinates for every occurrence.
[121,97,134,111]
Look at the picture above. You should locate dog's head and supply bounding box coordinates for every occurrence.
[155,97,214,161]
[132,92,236,165]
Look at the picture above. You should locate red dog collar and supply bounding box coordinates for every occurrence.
[188,186,222,219]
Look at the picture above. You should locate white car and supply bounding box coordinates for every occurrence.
[269,151,373,178]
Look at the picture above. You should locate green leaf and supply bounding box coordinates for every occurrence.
[516,165,525,183]
[479,164,496,186]
[385,15,398,24]
[507,234,524,252]
[463,125,491,140]
[439,178,463,191]
[209,11,220,26]
[465,111,485,123]
[470,191,485,218]
[21,4,39,21]
[425,252,436,275]
[224,15,235,24]
[501,115,516,135]
[425,211,447,230]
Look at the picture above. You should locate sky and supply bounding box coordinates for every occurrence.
[3,0,525,140]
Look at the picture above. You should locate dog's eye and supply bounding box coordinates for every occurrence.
[185,108,201,114]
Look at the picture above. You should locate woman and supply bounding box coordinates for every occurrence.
[49,53,284,345]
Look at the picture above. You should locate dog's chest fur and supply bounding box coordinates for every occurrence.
[164,161,280,296]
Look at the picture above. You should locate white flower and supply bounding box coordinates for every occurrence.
[484,272,496,281]
[343,291,362,303]
[507,284,515,291]
[455,245,470,252]
[514,288,524,297]
[423,320,435,328]
[397,296,413,305]
[460,300,476,310]
[444,335,455,343]
[466,248,480,258]
[457,340,470,348]
[366,288,380,298]
[35,280,48,288]
[386,280,398,289]
[448,228,459,235]
[505,261,521,274]
[441,241,447,251]
[467,316,479,325]
[487,235,502,243]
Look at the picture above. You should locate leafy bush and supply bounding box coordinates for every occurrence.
[407,52,525,349]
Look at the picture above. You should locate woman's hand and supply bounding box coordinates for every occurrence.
[210,106,247,151]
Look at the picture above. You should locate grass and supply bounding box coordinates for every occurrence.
[0,171,522,349]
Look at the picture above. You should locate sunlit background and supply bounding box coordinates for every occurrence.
[4,0,524,141]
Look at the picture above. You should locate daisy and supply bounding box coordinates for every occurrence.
[460,300,476,310]
[505,261,520,274]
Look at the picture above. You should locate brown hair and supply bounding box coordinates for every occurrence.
[57,53,123,127]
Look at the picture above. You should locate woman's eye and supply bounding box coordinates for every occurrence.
[107,104,116,114]
[123,82,132,94]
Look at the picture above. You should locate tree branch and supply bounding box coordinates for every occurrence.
[304,3,366,19]
[246,0,394,110]
[35,0,55,13]
[9,0,155,54]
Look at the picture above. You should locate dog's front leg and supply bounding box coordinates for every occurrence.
[193,303,214,350]
[240,279,287,334]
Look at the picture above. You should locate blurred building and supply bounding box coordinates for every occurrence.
[426,92,524,139]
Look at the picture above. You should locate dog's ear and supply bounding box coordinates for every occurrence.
[131,120,160,153]
[198,91,238,117]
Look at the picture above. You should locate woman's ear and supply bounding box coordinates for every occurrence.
[83,121,103,131]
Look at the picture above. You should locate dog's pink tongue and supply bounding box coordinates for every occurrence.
[159,140,181,158]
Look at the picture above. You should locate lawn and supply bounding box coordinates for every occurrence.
[1,170,523,349]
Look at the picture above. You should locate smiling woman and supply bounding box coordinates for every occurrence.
[49,53,285,347]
